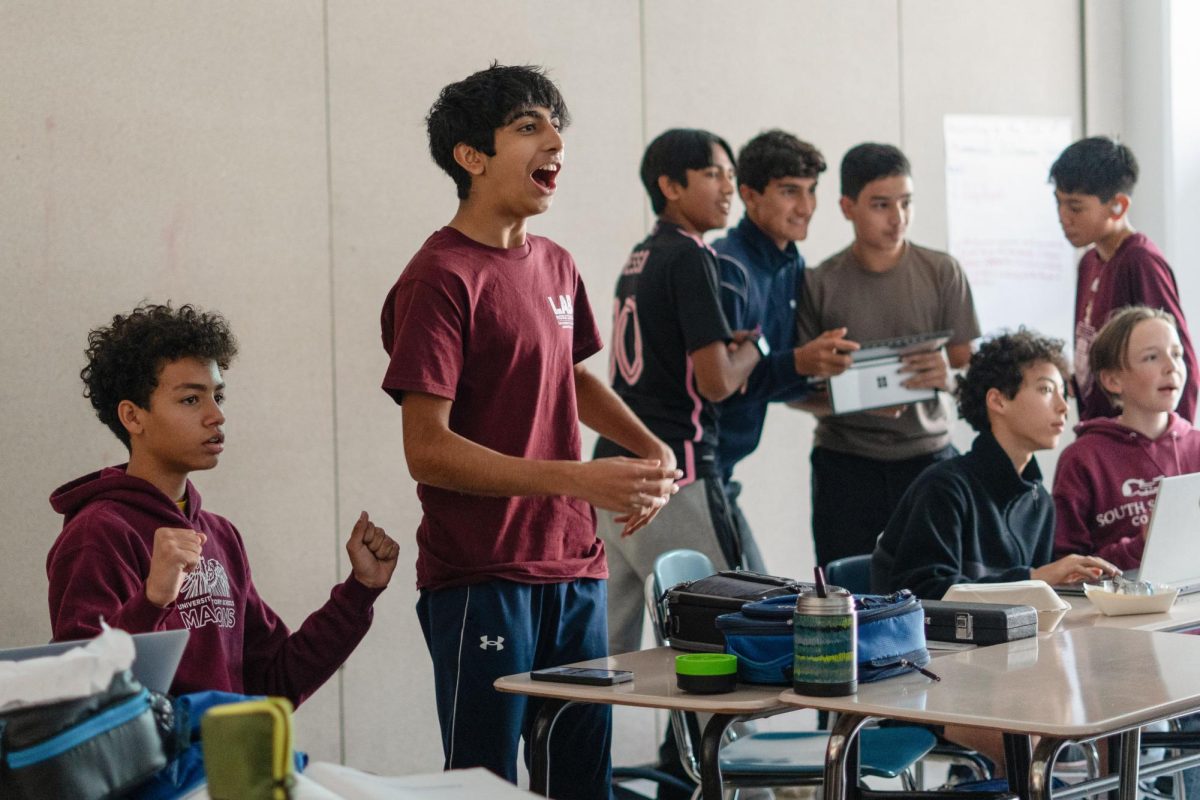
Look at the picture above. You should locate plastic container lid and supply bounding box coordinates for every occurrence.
[675,653,737,676]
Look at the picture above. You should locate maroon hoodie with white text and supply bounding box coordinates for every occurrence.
[48,466,382,705]
[1052,414,1200,569]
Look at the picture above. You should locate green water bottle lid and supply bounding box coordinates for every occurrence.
[675,653,738,676]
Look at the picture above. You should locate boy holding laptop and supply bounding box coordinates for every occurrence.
[796,143,980,566]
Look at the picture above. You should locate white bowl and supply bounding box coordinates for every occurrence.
[1083,583,1179,616]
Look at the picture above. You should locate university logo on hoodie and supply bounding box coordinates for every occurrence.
[178,557,236,629]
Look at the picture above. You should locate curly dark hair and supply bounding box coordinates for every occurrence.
[426,62,570,200]
[736,129,826,192]
[955,329,1067,433]
[81,302,238,449]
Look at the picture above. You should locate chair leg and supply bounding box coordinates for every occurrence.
[1083,740,1101,780]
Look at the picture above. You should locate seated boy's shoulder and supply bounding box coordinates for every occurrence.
[906,455,973,503]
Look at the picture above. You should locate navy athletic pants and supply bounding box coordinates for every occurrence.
[417,578,612,800]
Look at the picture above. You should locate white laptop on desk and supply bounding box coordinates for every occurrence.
[0,629,189,693]
[1126,472,1200,594]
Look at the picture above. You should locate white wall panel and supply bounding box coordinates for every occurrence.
[899,0,1084,251]
[0,0,343,759]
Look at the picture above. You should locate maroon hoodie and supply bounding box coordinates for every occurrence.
[47,466,383,705]
[1052,414,1200,569]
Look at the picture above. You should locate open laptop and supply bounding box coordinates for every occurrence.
[1128,472,1200,594]
[1056,472,1200,596]
[0,629,189,693]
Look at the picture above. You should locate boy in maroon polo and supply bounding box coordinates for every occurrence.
[1051,136,1198,422]
[380,64,677,797]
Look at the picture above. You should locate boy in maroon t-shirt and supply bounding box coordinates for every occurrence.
[1051,136,1198,422]
[48,302,399,706]
[380,64,678,798]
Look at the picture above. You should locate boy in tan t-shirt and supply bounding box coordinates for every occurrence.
[796,142,980,567]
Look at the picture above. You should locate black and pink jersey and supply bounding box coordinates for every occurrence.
[594,222,732,484]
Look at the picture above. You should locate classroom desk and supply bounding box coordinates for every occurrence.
[493,646,791,799]
[780,625,1200,800]
[497,592,1200,799]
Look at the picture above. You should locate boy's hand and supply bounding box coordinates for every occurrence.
[899,348,952,391]
[1031,554,1120,586]
[347,511,399,589]
[576,457,680,537]
[146,527,207,608]
[794,328,859,378]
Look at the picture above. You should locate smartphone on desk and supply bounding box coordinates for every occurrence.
[530,667,633,686]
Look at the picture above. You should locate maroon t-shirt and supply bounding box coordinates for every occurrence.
[381,227,606,590]
[1073,233,1198,422]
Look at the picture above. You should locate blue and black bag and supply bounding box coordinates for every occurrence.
[715,590,933,686]
[0,671,167,800]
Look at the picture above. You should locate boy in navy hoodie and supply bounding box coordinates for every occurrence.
[48,302,399,706]
[872,330,1116,600]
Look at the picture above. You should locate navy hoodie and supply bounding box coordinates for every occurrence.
[871,431,1053,599]
[48,466,382,704]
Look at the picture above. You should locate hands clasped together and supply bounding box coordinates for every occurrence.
[576,448,682,538]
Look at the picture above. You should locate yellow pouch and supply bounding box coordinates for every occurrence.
[201,697,295,800]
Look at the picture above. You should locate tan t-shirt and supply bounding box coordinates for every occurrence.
[797,242,980,460]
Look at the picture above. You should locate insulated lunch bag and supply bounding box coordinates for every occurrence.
[715,590,934,685]
[663,570,812,652]
[0,670,168,800]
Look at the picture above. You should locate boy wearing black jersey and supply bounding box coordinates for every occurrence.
[595,129,762,656]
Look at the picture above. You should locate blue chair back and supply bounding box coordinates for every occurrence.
[652,549,716,596]
[825,554,872,594]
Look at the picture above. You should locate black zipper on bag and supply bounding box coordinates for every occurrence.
[872,657,940,682]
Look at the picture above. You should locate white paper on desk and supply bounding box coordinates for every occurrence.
[301,762,540,799]
[0,627,134,711]
[179,775,344,800]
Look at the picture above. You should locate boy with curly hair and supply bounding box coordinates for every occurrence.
[871,330,1116,599]
[48,302,398,706]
